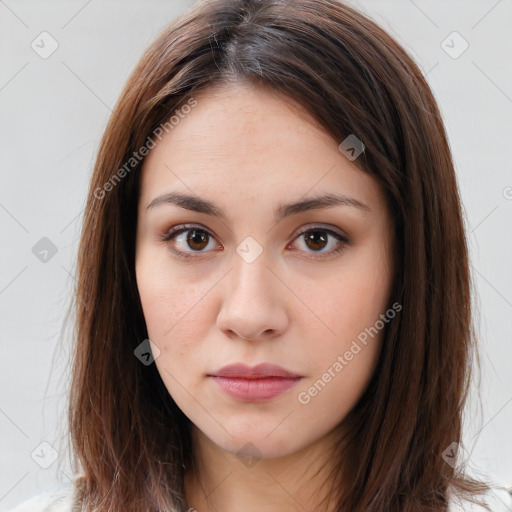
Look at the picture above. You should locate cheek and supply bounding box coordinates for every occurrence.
[310,259,392,346]
[136,262,213,400]
[295,243,393,387]
[294,279,390,420]
[135,248,213,351]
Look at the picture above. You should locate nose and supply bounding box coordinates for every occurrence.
[216,252,289,343]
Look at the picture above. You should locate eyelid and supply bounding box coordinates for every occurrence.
[294,224,349,242]
[162,223,349,242]
[161,223,216,243]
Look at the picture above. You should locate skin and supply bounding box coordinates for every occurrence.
[135,83,395,512]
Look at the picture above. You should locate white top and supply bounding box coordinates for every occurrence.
[7,481,512,511]
[7,483,76,512]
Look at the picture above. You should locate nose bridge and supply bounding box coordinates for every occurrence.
[216,244,286,341]
[229,242,274,306]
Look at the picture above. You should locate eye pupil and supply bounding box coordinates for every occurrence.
[305,231,328,251]
[187,230,209,250]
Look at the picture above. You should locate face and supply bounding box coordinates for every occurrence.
[135,83,395,461]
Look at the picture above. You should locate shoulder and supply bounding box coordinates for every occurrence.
[7,481,77,512]
[448,485,512,512]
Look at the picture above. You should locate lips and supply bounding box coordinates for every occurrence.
[207,363,303,402]
[208,362,302,379]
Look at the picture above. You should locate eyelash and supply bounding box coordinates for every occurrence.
[159,223,350,261]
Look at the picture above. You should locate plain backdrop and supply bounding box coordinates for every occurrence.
[1,0,511,509]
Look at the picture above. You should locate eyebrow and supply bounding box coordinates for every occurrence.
[146,191,371,220]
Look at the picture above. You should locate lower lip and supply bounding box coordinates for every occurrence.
[210,376,302,402]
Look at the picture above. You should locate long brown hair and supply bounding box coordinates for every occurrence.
[65,0,490,509]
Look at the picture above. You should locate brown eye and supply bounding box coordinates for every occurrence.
[161,225,220,260]
[291,226,349,259]
[303,231,329,251]
[186,229,210,251]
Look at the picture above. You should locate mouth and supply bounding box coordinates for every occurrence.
[207,362,303,402]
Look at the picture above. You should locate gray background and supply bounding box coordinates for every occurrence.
[1,0,511,508]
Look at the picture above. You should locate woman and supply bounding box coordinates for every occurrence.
[10,0,512,510]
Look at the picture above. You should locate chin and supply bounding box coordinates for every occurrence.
[202,425,302,462]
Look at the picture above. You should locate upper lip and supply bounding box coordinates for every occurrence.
[208,363,302,379]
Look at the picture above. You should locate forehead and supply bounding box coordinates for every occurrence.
[138,84,386,216]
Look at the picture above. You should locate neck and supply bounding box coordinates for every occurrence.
[184,425,344,512]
